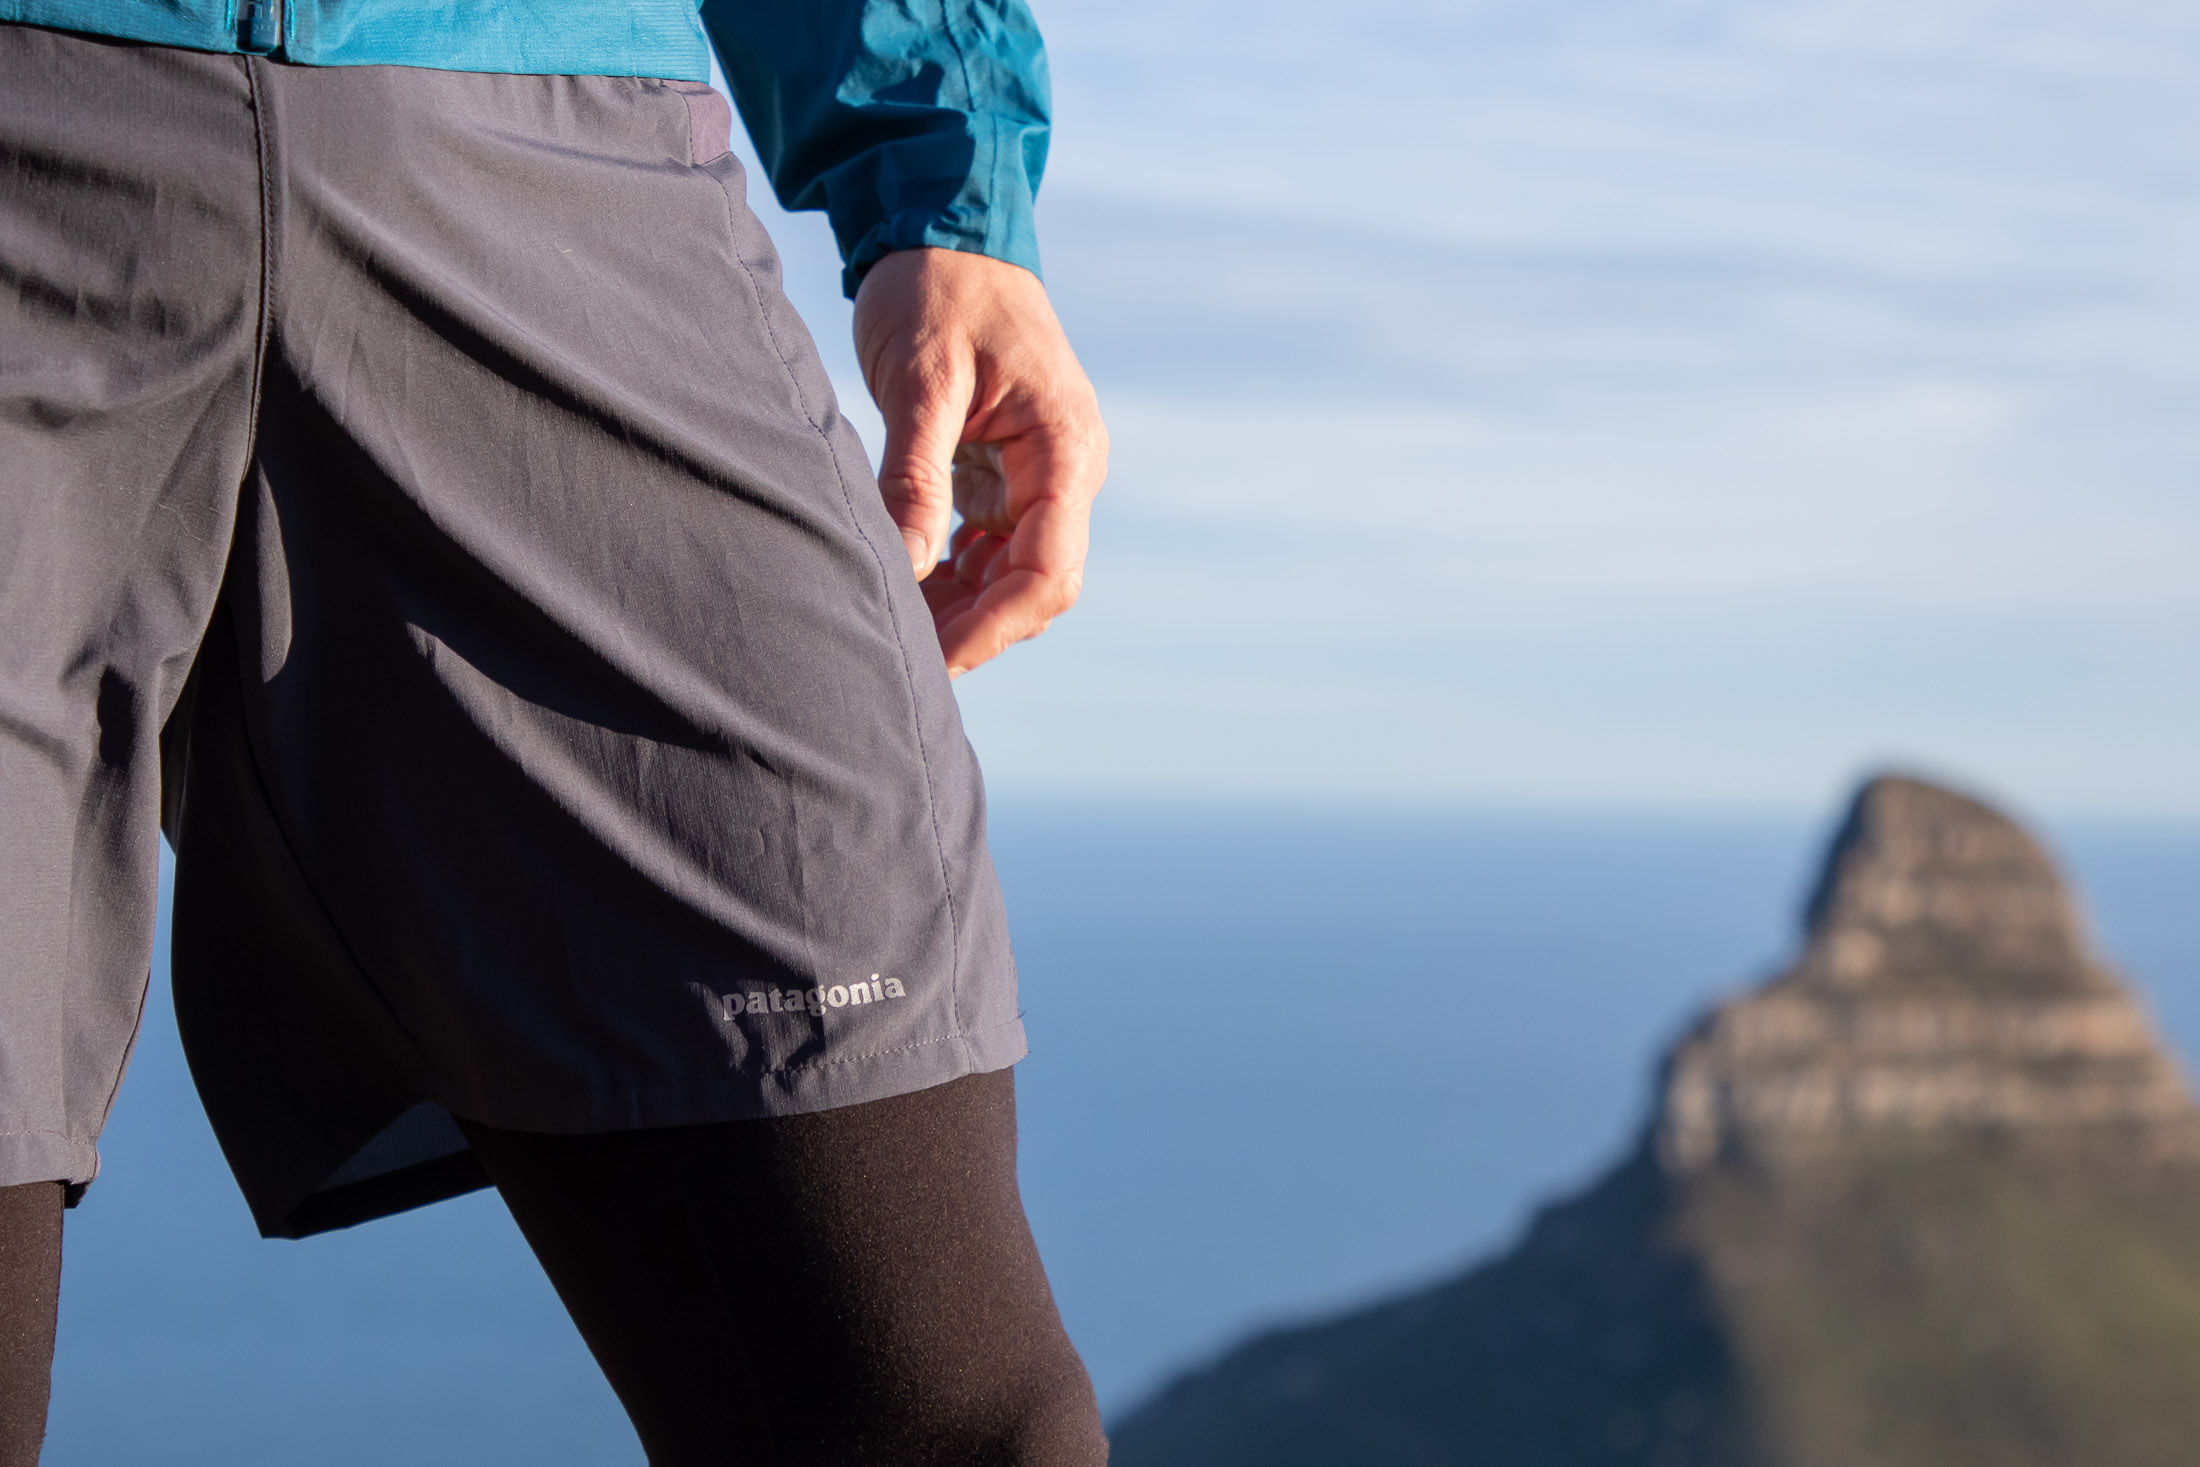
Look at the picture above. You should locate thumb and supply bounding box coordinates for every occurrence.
[873,366,967,579]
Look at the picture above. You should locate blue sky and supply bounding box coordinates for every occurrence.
[725,0,2200,817]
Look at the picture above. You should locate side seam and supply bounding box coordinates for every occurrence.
[694,160,970,1052]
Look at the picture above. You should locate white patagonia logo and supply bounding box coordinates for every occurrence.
[714,974,908,1022]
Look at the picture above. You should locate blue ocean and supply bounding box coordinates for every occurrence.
[41,804,2200,1461]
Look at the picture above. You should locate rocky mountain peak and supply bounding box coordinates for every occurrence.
[1659,775,2192,1171]
[1799,775,2093,995]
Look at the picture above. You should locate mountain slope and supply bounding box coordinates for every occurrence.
[1112,777,2200,1467]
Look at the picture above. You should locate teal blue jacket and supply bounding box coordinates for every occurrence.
[3,0,1049,295]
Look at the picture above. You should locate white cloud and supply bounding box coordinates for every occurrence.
[726,0,2200,815]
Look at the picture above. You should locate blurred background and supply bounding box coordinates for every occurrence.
[42,0,2200,1459]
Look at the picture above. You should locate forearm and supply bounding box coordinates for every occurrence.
[704,0,1099,676]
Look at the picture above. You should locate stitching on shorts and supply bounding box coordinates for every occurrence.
[240,58,277,482]
[758,1014,1025,1078]
[697,167,826,437]
[695,163,968,1039]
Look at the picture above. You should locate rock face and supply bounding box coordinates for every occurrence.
[1659,777,2195,1170]
[1111,776,2200,1467]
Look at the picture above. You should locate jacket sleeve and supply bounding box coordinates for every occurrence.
[698,0,1051,299]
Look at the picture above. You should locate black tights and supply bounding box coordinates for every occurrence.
[0,1070,1105,1466]
[0,1181,60,1467]
[460,1068,1108,1466]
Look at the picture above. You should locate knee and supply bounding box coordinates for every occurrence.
[851,1363,1108,1467]
[979,1371,1110,1467]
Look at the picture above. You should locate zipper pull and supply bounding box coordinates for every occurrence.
[238,0,282,54]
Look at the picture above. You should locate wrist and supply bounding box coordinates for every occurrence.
[842,222,1042,300]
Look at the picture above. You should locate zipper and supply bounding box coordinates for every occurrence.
[238,0,283,55]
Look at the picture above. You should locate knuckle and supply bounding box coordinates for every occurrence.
[881,466,954,508]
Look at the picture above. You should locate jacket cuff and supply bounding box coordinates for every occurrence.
[840,208,1043,298]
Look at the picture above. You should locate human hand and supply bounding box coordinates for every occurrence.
[852,248,1107,677]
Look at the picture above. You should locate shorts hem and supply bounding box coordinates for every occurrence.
[431,1014,1031,1137]
[0,1128,99,1192]
[255,1016,1031,1237]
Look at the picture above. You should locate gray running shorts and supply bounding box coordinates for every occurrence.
[0,24,1024,1237]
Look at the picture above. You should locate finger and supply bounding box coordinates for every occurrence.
[952,528,1012,587]
[920,570,982,631]
[946,517,989,562]
[990,418,1105,563]
[874,361,971,578]
[992,449,1097,590]
[930,422,1098,673]
[934,564,1081,677]
[918,530,1006,655]
[937,495,1089,672]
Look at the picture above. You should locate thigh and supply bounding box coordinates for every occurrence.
[0,24,260,1191]
[460,1070,1106,1467]
[0,1182,62,1467]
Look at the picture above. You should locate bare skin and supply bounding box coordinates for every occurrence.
[853,247,1108,677]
